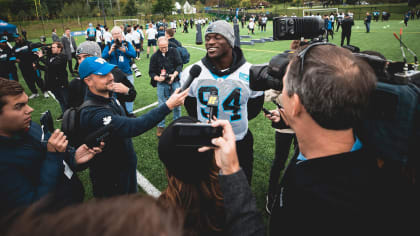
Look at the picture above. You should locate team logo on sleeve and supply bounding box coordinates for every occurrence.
[239,72,249,82]
[103,116,112,125]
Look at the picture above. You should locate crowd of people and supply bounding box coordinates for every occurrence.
[0,14,418,236]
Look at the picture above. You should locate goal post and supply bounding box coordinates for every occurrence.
[303,8,338,17]
[114,19,139,27]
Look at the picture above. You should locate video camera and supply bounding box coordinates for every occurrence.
[249,17,420,92]
[30,39,52,58]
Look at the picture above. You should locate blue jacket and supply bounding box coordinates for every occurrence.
[0,122,81,215]
[79,89,171,196]
[102,40,136,75]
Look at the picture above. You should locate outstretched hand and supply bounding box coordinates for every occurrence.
[198,119,240,175]
[165,88,190,110]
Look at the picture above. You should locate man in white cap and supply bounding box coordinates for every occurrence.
[180,20,264,185]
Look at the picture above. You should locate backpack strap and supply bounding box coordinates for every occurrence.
[78,99,111,111]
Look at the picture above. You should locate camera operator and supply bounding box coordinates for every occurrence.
[181,20,264,185]
[13,35,47,99]
[0,78,102,218]
[205,44,411,235]
[78,56,189,198]
[102,26,137,116]
[37,42,69,121]
[149,37,183,137]
[0,36,18,81]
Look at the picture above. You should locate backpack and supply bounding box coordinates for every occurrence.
[61,100,111,148]
[177,46,190,64]
[356,81,420,166]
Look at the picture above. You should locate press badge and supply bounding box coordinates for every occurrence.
[63,160,73,179]
[119,55,124,62]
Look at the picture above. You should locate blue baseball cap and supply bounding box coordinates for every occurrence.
[79,57,116,80]
[0,36,7,43]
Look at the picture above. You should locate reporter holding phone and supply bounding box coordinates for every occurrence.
[78,57,189,198]
[0,78,102,218]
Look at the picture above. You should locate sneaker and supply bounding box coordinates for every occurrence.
[135,70,142,77]
[56,114,63,122]
[28,93,39,99]
[156,127,164,137]
[43,92,50,98]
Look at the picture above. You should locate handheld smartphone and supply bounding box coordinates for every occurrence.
[84,124,114,149]
[172,123,223,147]
[262,107,272,115]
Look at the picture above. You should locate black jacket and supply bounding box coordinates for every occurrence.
[341,17,354,34]
[149,47,183,87]
[40,52,68,90]
[269,148,413,234]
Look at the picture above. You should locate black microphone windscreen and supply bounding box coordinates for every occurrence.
[190,65,202,78]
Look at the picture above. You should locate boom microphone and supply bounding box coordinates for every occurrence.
[180,65,202,92]
[393,32,418,65]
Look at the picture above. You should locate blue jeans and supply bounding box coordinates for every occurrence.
[366,22,370,32]
[125,75,134,114]
[157,80,180,128]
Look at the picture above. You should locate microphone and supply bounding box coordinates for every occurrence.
[207,90,219,123]
[180,65,202,92]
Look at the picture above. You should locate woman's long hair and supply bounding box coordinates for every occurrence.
[159,158,225,236]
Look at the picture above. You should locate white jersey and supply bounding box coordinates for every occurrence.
[131,31,141,44]
[146,28,158,40]
[181,61,264,141]
[96,30,102,43]
[103,31,112,44]
[125,32,135,44]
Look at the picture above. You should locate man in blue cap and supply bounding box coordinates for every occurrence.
[0,35,19,81]
[78,57,189,198]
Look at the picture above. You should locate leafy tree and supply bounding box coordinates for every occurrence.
[152,0,174,17]
[124,0,138,16]
[240,0,252,8]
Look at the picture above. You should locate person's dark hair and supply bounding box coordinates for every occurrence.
[285,44,376,130]
[65,28,70,31]
[0,78,24,114]
[166,28,175,37]
[52,28,56,32]
[52,42,63,52]
[159,161,225,236]
[6,194,184,236]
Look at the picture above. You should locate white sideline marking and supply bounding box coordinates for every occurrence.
[133,101,158,114]
[184,45,207,52]
[137,170,161,198]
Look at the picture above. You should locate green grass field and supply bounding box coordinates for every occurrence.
[20,19,420,225]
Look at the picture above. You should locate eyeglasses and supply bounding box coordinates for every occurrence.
[297,42,335,74]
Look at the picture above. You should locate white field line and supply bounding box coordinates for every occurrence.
[133,101,158,114]
[136,170,161,198]
[184,45,207,52]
